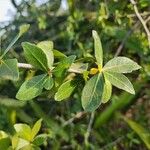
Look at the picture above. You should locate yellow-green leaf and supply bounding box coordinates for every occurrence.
[31,119,42,140]
[92,30,103,68]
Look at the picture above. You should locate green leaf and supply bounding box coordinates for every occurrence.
[103,57,141,73]
[22,42,49,71]
[16,74,46,101]
[0,59,19,80]
[81,73,104,112]
[53,55,76,78]
[33,134,48,146]
[37,41,54,69]
[92,30,103,67]
[53,49,67,59]
[55,79,76,101]
[102,78,112,103]
[31,119,42,140]
[124,117,150,149]
[104,71,135,94]
[69,63,88,74]
[19,24,30,37]
[14,124,31,141]
[43,76,54,90]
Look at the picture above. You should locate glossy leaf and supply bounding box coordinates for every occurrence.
[37,41,54,69]
[55,79,76,101]
[103,57,141,73]
[0,59,19,80]
[31,119,42,140]
[16,74,46,101]
[43,76,54,90]
[102,78,112,103]
[81,73,104,112]
[104,71,135,94]
[22,42,49,71]
[124,117,150,149]
[92,30,103,68]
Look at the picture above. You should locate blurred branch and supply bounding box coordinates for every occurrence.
[84,111,95,146]
[130,0,150,48]
[115,21,140,56]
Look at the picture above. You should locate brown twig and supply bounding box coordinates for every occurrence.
[130,0,150,48]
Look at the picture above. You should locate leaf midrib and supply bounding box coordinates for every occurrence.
[104,71,133,93]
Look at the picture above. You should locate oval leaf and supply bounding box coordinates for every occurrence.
[103,57,141,73]
[55,79,76,101]
[92,30,103,67]
[0,59,19,80]
[81,73,104,112]
[37,41,54,69]
[104,71,135,94]
[16,74,46,101]
[22,42,49,71]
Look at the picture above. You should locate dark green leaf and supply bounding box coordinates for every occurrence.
[16,74,46,101]
[81,73,104,112]
[22,42,49,71]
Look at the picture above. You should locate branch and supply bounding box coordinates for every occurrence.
[84,111,95,146]
[18,63,33,69]
[115,21,140,56]
[17,62,85,74]
[130,0,150,48]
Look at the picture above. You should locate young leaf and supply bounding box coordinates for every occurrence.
[0,59,19,80]
[55,79,76,101]
[104,71,135,94]
[22,42,49,71]
[53,55,76,78]
[14,124,31,141]
[43,76,54,90]
[124,117,150,149]
[37,41,54,69]
[103,57,141,73]
[81,73,104,112]
[102,78,112,103]
[31,119,42,140]
[92,30,103,68]
[19,24,30,37]
[16,74,46,101]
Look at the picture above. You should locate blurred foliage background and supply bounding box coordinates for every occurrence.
[0,0,150,149]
